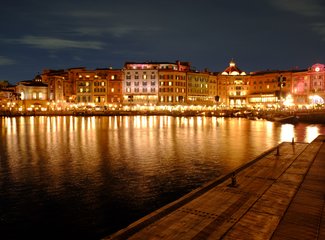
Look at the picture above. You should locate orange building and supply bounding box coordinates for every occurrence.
[158,68,187,105]
[6,61,325,110]
[15,75,49,110]
[217,60,249,108]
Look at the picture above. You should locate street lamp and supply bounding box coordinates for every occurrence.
[277,75,286,107]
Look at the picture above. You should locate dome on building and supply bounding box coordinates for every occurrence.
[221,60,246,76]
[34,74,42,82]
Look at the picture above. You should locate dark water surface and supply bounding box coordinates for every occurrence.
[1,116,325,239]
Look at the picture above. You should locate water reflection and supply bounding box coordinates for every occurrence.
[1,116,325,239]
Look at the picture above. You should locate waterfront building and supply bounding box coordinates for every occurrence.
[291,63,325,107]
[105,69,123,106]
[122,61,191,106]
[2,61,325,111]
[187,70,211,105]
[0,81,15,110]
[123,62,160,105]
[248,70,293,109]
[15,75,48,111]
[41,69,73,110]
[218,60,249,108]
[208,73,218,105]
[74,68,100,105]
[158,62,189,105]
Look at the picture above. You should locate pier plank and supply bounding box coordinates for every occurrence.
[271,139,325,240]
[105,136,325,240]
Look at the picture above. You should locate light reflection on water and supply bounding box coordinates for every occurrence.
[1,116,325,240]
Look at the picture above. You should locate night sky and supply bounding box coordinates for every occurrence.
[1,0,324,84]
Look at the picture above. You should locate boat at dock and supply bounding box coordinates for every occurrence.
[272,115,299,124]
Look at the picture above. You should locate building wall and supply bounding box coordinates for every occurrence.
[158,69,187,105]
[123,63,160,105]
[106,69,123,105]
[187,71,211,105]
[6,62,325,109]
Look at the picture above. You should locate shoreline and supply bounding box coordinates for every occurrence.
[1,109,325,124]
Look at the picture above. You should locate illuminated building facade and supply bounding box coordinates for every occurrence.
[42,67,123,107]
[123,61,191,105]
[123,62,159,105]
[248,70,293,108]
[2,61,324,111]
[218,60,249,107]
[158,68,187,105]
[291,63,325,107]
[15,75,48,110]
[105,69,123,104]
[187,71,212,105]
[208,73,218,104]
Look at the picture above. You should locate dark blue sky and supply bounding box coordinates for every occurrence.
[1,0,324,84]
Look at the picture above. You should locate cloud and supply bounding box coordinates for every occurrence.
[75,25,161,37]
[270,0,325,41]
[51,8,161,37]
[0,56,15,65]
[16,36,105,50]
[270,0,324,17]
[64,10,113,19]
[312,23,325,41]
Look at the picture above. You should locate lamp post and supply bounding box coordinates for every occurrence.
[277,75,286,108]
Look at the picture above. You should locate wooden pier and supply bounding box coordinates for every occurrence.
[104,135,325,240]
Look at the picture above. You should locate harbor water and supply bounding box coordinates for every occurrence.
[1,116,325,239]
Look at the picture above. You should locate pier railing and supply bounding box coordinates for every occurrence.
[105,143,282,239]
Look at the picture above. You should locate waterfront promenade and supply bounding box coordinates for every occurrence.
[104,135,325,240]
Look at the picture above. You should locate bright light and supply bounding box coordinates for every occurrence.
[283,94,294,107]
[309,95,324,104]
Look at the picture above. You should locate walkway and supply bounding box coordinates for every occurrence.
[104,135,325,240]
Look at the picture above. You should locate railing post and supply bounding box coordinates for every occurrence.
[275,146,280,156]
[229,173,238,187]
